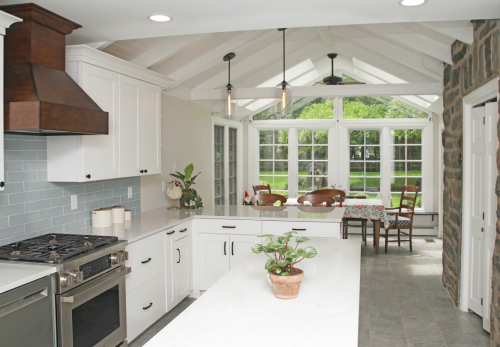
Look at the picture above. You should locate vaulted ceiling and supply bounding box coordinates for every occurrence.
[93,21,474,117]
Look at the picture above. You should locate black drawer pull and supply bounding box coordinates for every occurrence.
[231,242,234,256]
[143,303,153,310]
[224,241,226,255]
[180,228,187,233]
[166,230,175,235]
[292,228,306,231]
[223,226,236,228]
[177,249,181,263]
[141,258,152,264]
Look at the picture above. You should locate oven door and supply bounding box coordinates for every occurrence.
[57,266,129,347]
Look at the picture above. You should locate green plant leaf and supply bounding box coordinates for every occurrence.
[258,234,274,238]
[284,231,298,236]
[304,246,318,258]
[251,244,263,254]
[190,172,201,183]
[296,248,307,257]
[263,246,274,253]
[278,236,286,244]
[170,173,184,180]
[265,259,276,271]
[267,241,281,249]
[286,250,298,259]
[275,268,282,274]
[285,257,293,264]
[277,260,287,267]
[278,247,287,256]
[184,164,194,181]
[295,236,310,243]
[281,272,289,276]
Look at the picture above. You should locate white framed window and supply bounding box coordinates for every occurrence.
[258,130,289,198]
[212,117,243,205]
[349,130,381,198]
[298,130,329,196]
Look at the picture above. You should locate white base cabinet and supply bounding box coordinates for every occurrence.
[198,233,259,290]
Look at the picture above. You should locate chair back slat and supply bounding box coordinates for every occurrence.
[253,184,271,195]
[396,185,419,212]
[344,195,367,200]
[403,196,415,202]
[297,194,334,207]
[251,193,286,206]
[309,189,346,207]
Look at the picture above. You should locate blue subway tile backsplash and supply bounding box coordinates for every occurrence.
[0,135,141,245]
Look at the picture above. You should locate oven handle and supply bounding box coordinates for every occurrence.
[60,266,131,304]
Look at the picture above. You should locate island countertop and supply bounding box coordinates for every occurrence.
[144,238,361,347]
[0,263,56,295]
[74,205,345,244]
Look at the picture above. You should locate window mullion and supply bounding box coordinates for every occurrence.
[380,127,391,206]
[288,128,298,198]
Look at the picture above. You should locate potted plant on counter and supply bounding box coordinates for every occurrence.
[251,231,317,299]
[170,163,203,209]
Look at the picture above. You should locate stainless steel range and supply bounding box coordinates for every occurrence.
[0,233,131,347]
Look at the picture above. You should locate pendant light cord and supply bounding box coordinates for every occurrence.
[228,58,231,87]
[282,29,286,82]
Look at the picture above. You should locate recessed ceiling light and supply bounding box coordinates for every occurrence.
[399,0,426,6]
[148,14,172,22]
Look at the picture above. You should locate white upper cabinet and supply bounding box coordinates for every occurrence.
[46,46,166,182]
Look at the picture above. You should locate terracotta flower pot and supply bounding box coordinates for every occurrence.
[269,269,304,299]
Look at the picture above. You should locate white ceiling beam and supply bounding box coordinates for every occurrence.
[192,28,318,90]
[165,30,273,91]
[85,41,114,50]
[330,26,443,80]
[361,24,452,65]
[317,27,334,47]
[191,83,443,100]
[420,20,474,45]
[130,35,201,68]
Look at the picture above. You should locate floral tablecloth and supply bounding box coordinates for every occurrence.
[334,199,386,224]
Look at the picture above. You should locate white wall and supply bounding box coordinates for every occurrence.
[141,94,213,212]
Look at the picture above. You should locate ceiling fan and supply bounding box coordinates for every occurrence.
[319,53,366,86]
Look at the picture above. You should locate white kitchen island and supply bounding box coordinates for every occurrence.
[144,238,361,347]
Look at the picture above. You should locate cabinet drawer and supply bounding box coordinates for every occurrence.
[173,222,191,242]
[125,232,165,294]
[126,273,166,342]
[262,221,340,238]
[199,219,261,235]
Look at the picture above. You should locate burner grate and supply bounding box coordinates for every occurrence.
[0,234,118,263]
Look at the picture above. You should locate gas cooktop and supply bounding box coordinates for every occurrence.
[0,233,119,264]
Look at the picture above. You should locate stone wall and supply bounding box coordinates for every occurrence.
[441,19,500,345]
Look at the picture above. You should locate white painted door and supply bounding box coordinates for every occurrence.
[142,83,162,175]
[174,235,193,302]
[198,234,230,290]
[229,235,259,270]
[483,101,499,331]
[469,105,486,316]
[82,64,120,181]
[165,228,176,312]
[119,75,143,178]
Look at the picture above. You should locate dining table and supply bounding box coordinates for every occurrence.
[334,198,387,255]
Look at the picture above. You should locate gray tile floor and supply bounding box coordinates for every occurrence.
[359,235,490,347]
[129,297,196,347]
[128,236,490,347]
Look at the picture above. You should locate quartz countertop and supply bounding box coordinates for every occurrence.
[0,263,56,295]
[74,205,345,244]
[144,238,361,347]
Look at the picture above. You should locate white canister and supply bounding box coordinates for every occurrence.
[124,210,132,221]
[112,206,125,224]
[91,208,112,228]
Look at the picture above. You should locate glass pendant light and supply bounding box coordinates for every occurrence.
[221,52,238,119]
[274,28,293,118]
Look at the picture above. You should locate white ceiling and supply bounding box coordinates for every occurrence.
[0,0,498,44]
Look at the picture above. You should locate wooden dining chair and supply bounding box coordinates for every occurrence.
[342,195,367,244]
[381,185,419,253]
[297,194,335,207]
[308,189,346,207]
[252,184,271,196]
[251,194,287,206]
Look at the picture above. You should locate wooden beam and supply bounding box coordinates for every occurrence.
[191,83,443,100]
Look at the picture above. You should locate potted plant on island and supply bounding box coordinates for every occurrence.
[170,163,203,209]
[251,231,317,299]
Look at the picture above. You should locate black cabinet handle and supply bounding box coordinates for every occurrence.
[231,242,234,256]
[0,181,4,188]
[140,170,144,174]
[144,169,148,173]
[166,230,175,235]
[180,228,187,233]
[143,303,153,310]
[224,241,226,255]
[292,228,306,231]
[223,226,236,229]
[177,249,181,263]
[86,174,91,179]
[141,258,152,264]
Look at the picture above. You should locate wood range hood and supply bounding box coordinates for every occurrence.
[1,3,108,135]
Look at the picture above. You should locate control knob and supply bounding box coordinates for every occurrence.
[60,273,74,288]
[67,270,83,283]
